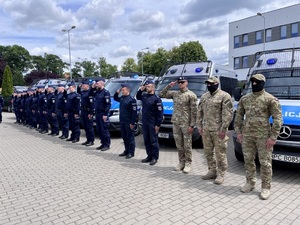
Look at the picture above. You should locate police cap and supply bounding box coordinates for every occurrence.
[95,77,105,83]
[250,74,266,82]
[145,79,155,85]
[37,84,45,89]
[205,76,219,84]
[81,80,90,85]
[121,83,131,89]
[57,83,65,87]
[68,82,76,87]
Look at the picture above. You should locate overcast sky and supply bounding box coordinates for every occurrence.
[0,0,299,70]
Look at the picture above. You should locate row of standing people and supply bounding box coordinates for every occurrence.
[159,74,282,201]
[12,78,112,151]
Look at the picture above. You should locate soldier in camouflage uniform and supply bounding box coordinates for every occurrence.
[159,76,197,173]
[234,74,282,200]
[197,76,233,185]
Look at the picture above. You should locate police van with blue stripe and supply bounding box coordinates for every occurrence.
[233,48,300,164]
[155,61,238,146]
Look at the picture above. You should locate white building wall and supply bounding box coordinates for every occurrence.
[229,4,300,80]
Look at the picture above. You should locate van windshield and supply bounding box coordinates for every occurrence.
[247,69,300,99]
[155,76,208,97]
[105,80,141,97]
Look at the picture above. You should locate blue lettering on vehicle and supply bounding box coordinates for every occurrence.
[162,101,174,115]
[270,104,300,126]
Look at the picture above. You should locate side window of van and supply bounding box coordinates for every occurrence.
[220,76,238,96]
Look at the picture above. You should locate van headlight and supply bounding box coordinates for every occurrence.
[110,109,119,116]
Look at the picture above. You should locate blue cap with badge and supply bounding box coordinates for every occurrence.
[68,82,76,87]
[81,80,90,85]
[37,84,45,89]
[144,79,154,85]
[121,83,131,89]
[177,76,187,81]
[95,77,105,82]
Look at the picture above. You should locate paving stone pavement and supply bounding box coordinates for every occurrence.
[0,112,299,225]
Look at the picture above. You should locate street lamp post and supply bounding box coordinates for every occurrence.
[141,47,149,74]
[257,13,266,51]
[62,25,76,81]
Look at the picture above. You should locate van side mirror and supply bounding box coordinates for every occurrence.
[233,87,242,101]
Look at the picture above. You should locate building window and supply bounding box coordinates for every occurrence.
[243,34,248,46]
[256,31,262,44]
[292,23,298,37]
[266,29,272,42]
[281,25,287,39]
[242,56,248,68]
[234,36,239,48]
[234,57,240,69]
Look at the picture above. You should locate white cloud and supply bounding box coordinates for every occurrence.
[110,46,134,57]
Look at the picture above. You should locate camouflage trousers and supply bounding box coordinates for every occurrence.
[242,135,273,189]
[173,124,192,163]
[202,130,228,176]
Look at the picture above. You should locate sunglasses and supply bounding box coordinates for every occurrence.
[178,81,186,84]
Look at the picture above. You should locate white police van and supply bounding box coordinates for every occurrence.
[233,48,300,164]
[105,72,156,136]
[155,61,238,146]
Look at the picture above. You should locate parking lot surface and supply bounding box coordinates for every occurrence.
[0,112,299,225]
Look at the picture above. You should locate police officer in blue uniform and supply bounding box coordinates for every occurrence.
[79,80,95,146]
[66,82,81,143]
[14,91,22,124]
[0,94,3,123]
[56,84,69,139]
[37,85,48,134]
[94,78,111,151]
[114,83,137,159]
[31,90,39,129]
[136,80,163,165]
[46,85,59,136]
[20,91,27,125]
[25,88,34,128]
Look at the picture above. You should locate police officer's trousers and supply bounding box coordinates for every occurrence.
[39,111,48,132]
[142,124,159,160]
[120,123,135,155]
[68,113,80,140]
[81,111,94,142]
[95,113,110,147]
[57,111,69,137]
[47,112,59,134]
[202,130,228,176]
[242,135,273,189]
[173,123,192,163]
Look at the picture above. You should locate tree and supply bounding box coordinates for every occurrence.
[121,58,138,72]
[97,57,118,78]
[24,71,59,86]
[170,41,207,64]
[1,65,14,97]
[0,54,7,87]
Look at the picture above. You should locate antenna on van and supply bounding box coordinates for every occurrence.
[180,62,188,76]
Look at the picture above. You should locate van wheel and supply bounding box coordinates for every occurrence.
[133,123,140,136]
[235,148,244,162]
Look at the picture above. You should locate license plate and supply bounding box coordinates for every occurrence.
[272,154,300,163]
[158,133,169,138]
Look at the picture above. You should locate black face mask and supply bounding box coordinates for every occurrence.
[207,83,219,94]
[252,81,265,92]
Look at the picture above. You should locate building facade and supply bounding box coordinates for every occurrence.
[229,4,300,80]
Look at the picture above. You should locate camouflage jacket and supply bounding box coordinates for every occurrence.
[197,89,233,132]
[234,90,282,139]
[159,85,197,126]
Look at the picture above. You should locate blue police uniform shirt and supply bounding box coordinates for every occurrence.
[136,89,163,126]
[31,94,38,111]
[66,92,81,114]
[94,88,111,114]
[81,89,95,114]
[55,92,67,113]
[25,95,33,112]
[113,92,137,125]
[38,92,47,111]
[47,93,56,113]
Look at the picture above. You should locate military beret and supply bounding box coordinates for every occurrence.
[177,76,187,81]
[205,76,219,84]
[145,80,154,85]
[121,83,131,89]
[95,77,105,82]
[37,84,45,89]
[81,80,90,85]
[68,82,76,87]
[250,74,266,82]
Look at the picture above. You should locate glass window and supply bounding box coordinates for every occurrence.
[242,56,248,68]
[234,36,239,48]
[243,34,248,46]
[266,29,272,42]
[256,31,262,44]
[281,25,287,39]
[292,23,298,37]
[234,58,240,69]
